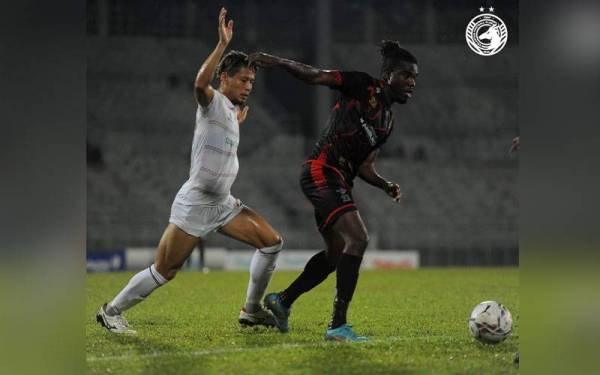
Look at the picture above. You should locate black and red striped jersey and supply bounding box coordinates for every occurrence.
[306,71,394,186]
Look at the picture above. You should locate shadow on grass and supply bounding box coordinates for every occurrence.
[292,342,421,375]
[234,323,420,374]
[91,326,209,374]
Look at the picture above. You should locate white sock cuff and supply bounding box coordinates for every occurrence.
[149,264,168,285]
[259,239,283,254]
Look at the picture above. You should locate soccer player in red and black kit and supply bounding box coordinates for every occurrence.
[249,41,418,342]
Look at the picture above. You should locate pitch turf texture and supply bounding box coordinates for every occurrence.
[87,268,519,374]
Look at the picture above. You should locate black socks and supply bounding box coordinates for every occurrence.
[280,250,336,308]
[329,253,363,329]
[278,250,363,330]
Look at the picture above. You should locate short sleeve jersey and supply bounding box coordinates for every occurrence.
[307,71,394,185]
[176,90,240,205]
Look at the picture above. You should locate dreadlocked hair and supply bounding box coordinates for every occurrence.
[378,40,417,78]
[216,50,256,78]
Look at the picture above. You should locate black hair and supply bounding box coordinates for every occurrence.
[216,50,256,78]
[378,40,417,78]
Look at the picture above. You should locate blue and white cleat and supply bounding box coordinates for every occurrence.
[263,293,290,333]
[325,324,368,342]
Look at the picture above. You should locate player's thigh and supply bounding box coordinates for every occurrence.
[331,210,369,247]
[218,207,281,249]
[155,223,200,271]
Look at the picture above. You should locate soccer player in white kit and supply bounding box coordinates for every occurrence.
[96,7,282,333]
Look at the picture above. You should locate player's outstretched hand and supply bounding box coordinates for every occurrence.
[509,136,520,153]
[385,181,402,203]
[218,7,233,46]
[248,52,279,68]
[236,105,249,125]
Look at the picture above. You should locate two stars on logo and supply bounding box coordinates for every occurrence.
[479,6,494,12]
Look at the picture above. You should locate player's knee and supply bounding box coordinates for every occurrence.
[269,232,283,247]
[344,234,368,257]
[350,232,369,250]
[260,235,283,254]
[154,261,178,281]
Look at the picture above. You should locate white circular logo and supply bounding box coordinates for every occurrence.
[466,13,508,56]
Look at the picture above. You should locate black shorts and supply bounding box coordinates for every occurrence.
[300,160,357,232]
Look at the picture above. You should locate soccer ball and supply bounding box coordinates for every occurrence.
[468,301,512,344]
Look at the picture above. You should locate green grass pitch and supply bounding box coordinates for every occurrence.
[86,268,518,374]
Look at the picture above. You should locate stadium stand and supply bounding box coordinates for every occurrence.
[87,4,518,265]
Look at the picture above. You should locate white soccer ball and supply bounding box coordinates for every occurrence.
[468,301,513,344]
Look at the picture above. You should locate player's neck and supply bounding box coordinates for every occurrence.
[218,86,229,99]
[218,87,236,106]
[381,84,395,107]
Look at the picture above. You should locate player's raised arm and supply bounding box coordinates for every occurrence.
[358,149,402,203]
[248,52,340,87]
[194,7,234,107]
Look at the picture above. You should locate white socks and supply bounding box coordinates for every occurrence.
[244,244,281,313]
[107,264,167,315]
[105,245,281,316]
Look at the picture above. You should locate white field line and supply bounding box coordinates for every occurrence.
[87,335,451,363]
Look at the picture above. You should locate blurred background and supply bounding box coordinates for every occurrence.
[86,0,519,268]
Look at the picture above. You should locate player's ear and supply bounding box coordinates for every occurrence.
[219,72,228,86]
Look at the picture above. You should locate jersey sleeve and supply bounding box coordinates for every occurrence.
[199,89,221,116]
[329,71,375,99]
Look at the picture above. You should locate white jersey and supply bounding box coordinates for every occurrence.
[175,90,239,205]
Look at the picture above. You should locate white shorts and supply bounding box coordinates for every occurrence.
[169,194,244,237]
